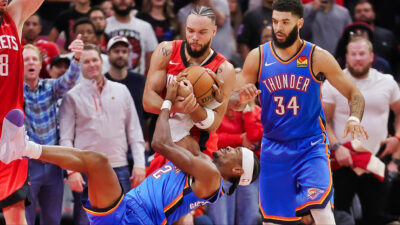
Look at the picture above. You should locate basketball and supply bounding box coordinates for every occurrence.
[178,66,216,107]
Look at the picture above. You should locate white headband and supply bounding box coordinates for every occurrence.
[239,147,254,186]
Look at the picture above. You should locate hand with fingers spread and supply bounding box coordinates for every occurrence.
[68,34,83,60]
[343,120,368,141]
[238,83,261,104]
[206,69,224,103]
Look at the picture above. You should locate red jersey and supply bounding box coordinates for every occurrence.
[0,12,28,201]
[146,40,227,176]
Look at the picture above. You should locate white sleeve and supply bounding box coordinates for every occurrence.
[124,86,146,168]
[144,22,158,52]
[59,93,75,148]
[388,75,400,104]
[321,80,337,104]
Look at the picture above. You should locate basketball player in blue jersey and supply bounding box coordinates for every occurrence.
[235,0,368,224]
[0,80,260,225]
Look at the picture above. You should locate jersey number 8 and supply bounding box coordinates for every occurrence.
[0,54,8,76]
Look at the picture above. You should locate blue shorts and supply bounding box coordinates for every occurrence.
[83,193,154,225]
[259,133,333,224]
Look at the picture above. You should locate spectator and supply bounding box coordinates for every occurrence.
[322,37,400,225]
[237,0,273,60]
[65,17,110,74]
[88,6,108,53]
[302,0,352,54]
[22,14,59,79]
[48,0,91,51]
[353,1,397,77]
[260,25,273,44]
[105,0,158,75]
[100,0,114,18]
[104,36,146,139]
[59,44,145,225]
[23,39,82,225]
[48,55,71,79]
[228,0,243,39]
[335,22,392,75]
[178,0,236,61]
[207,90,262,225]
[137,0,179,43]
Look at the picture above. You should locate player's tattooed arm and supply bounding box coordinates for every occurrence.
[143,41,173,114]
[349,93,365,120]
[161,45,172,57]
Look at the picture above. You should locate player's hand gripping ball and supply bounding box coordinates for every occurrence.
[177,66,216,107]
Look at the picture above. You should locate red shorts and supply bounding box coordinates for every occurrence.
[0,159,28,201]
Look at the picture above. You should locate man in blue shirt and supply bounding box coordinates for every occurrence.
[23,36,82,225]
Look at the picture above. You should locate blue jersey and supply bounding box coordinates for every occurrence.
[258,41,326,141]
[129,162,224,225]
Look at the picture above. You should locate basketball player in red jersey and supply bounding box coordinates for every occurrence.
[143,6,236,176]
[0,0,45,224]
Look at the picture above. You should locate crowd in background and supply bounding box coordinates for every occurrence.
[4,0,400,224]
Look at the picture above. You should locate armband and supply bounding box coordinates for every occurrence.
[195,108,215,129]
[161,100,172,111]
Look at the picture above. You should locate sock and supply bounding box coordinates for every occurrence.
[23,141,42,159]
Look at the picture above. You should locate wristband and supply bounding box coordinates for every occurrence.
[347,116,360,124]
[161,100,172,111]
[195,108,215,129]
[331,142,342,151]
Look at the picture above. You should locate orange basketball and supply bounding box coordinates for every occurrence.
[182,66,215,107]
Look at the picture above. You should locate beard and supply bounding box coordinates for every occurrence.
[110,58,128,69]
[113,4,131,17]
[272,24,299,49]
[347,62,371,78]
[185,39,211,58]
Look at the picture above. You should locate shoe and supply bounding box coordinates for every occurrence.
[0,109,27,164]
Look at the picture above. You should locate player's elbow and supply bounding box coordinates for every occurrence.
[151,137,173,153]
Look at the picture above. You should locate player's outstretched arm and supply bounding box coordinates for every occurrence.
[143,42,172,114]
[235,48,261,110]
[151,80,221,197]
[7,0,44,36]
[313,47,368,140]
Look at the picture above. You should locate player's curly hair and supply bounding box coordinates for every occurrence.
[227,154,260,195]
[272,0,304,18]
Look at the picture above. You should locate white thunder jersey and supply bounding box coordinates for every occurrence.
[322,68,400,155]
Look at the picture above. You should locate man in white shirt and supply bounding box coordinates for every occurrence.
[322,37,400,225]
[59,44,145,225]
[105,0,158,75]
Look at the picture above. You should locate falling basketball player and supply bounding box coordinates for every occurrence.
[235,0,368,224]
[0,79,260,225]
[0,0,45,224]
[143,6,236,176]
